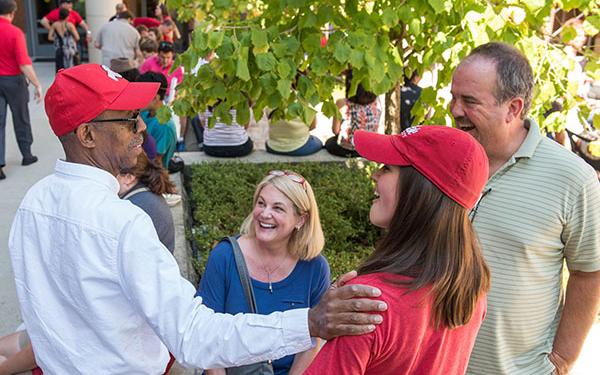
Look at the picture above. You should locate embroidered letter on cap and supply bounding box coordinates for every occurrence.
[401,127,420,137]
[101,65,123,81]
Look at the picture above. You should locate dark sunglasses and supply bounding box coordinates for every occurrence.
[88,111,141,133]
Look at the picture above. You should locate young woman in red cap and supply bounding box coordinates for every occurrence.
[305,126,491,375]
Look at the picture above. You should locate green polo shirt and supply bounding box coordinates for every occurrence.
[466,119,600,375]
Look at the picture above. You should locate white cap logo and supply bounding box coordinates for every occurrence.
[101,65,122,81]
[401,126,420,137]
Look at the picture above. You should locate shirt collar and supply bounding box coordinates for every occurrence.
[0,17,11,25]
[54,159,120,194]
[513,118,542,159]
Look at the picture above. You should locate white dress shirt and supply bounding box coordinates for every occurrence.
[9,160,311,374]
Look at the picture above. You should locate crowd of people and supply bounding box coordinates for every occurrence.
[0,0,599,374]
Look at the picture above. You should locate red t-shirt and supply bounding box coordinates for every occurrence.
[0,18,32,75]
[44,8,83,26]
[305,273,487,375]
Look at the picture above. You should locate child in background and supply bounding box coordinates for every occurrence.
[325,70,381,157]
[139,38,158,62]
[201,108,253,157]
[136,72,177,169]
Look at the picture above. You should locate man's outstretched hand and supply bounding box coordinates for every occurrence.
[308,271,387,340]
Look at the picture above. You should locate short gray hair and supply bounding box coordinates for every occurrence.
[464,42,534,118]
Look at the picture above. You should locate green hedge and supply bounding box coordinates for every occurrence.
[187,160,381,279]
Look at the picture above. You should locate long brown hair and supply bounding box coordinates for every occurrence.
[358,167,490,329]
[122,152,176,195]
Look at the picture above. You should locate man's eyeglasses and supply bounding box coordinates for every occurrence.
[88,111,141,133]
[268,170,306,187]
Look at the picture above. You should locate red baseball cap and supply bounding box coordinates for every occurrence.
[45,64,160,136]
[353,126,489,209]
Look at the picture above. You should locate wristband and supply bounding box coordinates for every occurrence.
[86,30,92,34]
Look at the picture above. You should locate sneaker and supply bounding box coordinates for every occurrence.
[163,193,182,207]
[0,167,5,180]
[176,140,186,152]
[22,155,38,166]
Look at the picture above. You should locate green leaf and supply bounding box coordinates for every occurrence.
[193,31,208,51]
[382,9,399,27]
[301,104,317,125]
[284,37,301,53]
[277,60,292,78]
[561,26,577,44]
[409,18,421,36]
[236,47,250,81]
[277,79,292,99]
[587,16,600,30]
[299,13,317,29]
[251,29,268,49]
[349,49,364,69]
[297,75,316,98]
[156,105,172,124]
[333,43,352,63]
[235,103,251,126]
[301,34,322,53]
[259,74,277,94]
[321,100,339,118]
[594,113,600,131]
[208,31,225,49]
[255,53,278,71]
[428,0,445,14]
[287,102,303,119]
[310,56,328,75]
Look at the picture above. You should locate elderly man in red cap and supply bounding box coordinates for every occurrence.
[7,64,386,374]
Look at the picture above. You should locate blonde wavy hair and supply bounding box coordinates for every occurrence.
[240,171,325,260]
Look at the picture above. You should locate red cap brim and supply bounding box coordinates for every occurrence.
[107,81,161,110]
[353,130,410,165]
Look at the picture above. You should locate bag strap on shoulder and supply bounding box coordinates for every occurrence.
[226,236,258,313]
[122,186,151,200]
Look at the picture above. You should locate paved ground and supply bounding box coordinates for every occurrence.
[0,62,63,337]
[0,62,598,374]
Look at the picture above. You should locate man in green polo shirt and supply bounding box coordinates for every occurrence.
[450,42,600,375]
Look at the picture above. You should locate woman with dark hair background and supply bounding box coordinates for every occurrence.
[48,7,79,72]
[117,135,177,253]
[305,126,491,375]
[325,69,381,157]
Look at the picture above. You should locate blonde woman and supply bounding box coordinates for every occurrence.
[197,170,330,375]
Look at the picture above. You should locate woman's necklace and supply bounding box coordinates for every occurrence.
[262,256,289,294]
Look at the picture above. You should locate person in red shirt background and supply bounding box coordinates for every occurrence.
[305,127,491,375]
[40,0,90,42]
[0,0,42,180]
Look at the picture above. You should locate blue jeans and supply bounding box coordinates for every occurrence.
[266,135,323,156]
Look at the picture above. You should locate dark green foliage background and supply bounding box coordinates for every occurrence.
[187,161,381,279]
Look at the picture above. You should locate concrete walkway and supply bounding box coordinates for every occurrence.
[0,62,63,337]
[0,62,598,374]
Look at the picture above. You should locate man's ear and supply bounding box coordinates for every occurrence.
[75,123,98,149]
[506,97,524,122]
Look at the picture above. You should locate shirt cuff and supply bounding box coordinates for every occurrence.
[281,308,312,354]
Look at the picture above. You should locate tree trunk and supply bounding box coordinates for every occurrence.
[385,82,401,134]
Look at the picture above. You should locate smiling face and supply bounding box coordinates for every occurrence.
[450,58,514,155]
[370,165,401,229]
[252,184,305,246]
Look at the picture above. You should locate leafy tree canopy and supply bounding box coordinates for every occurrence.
[166,0,600,132]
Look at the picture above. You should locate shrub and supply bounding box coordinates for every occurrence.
[187,160,380,280]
